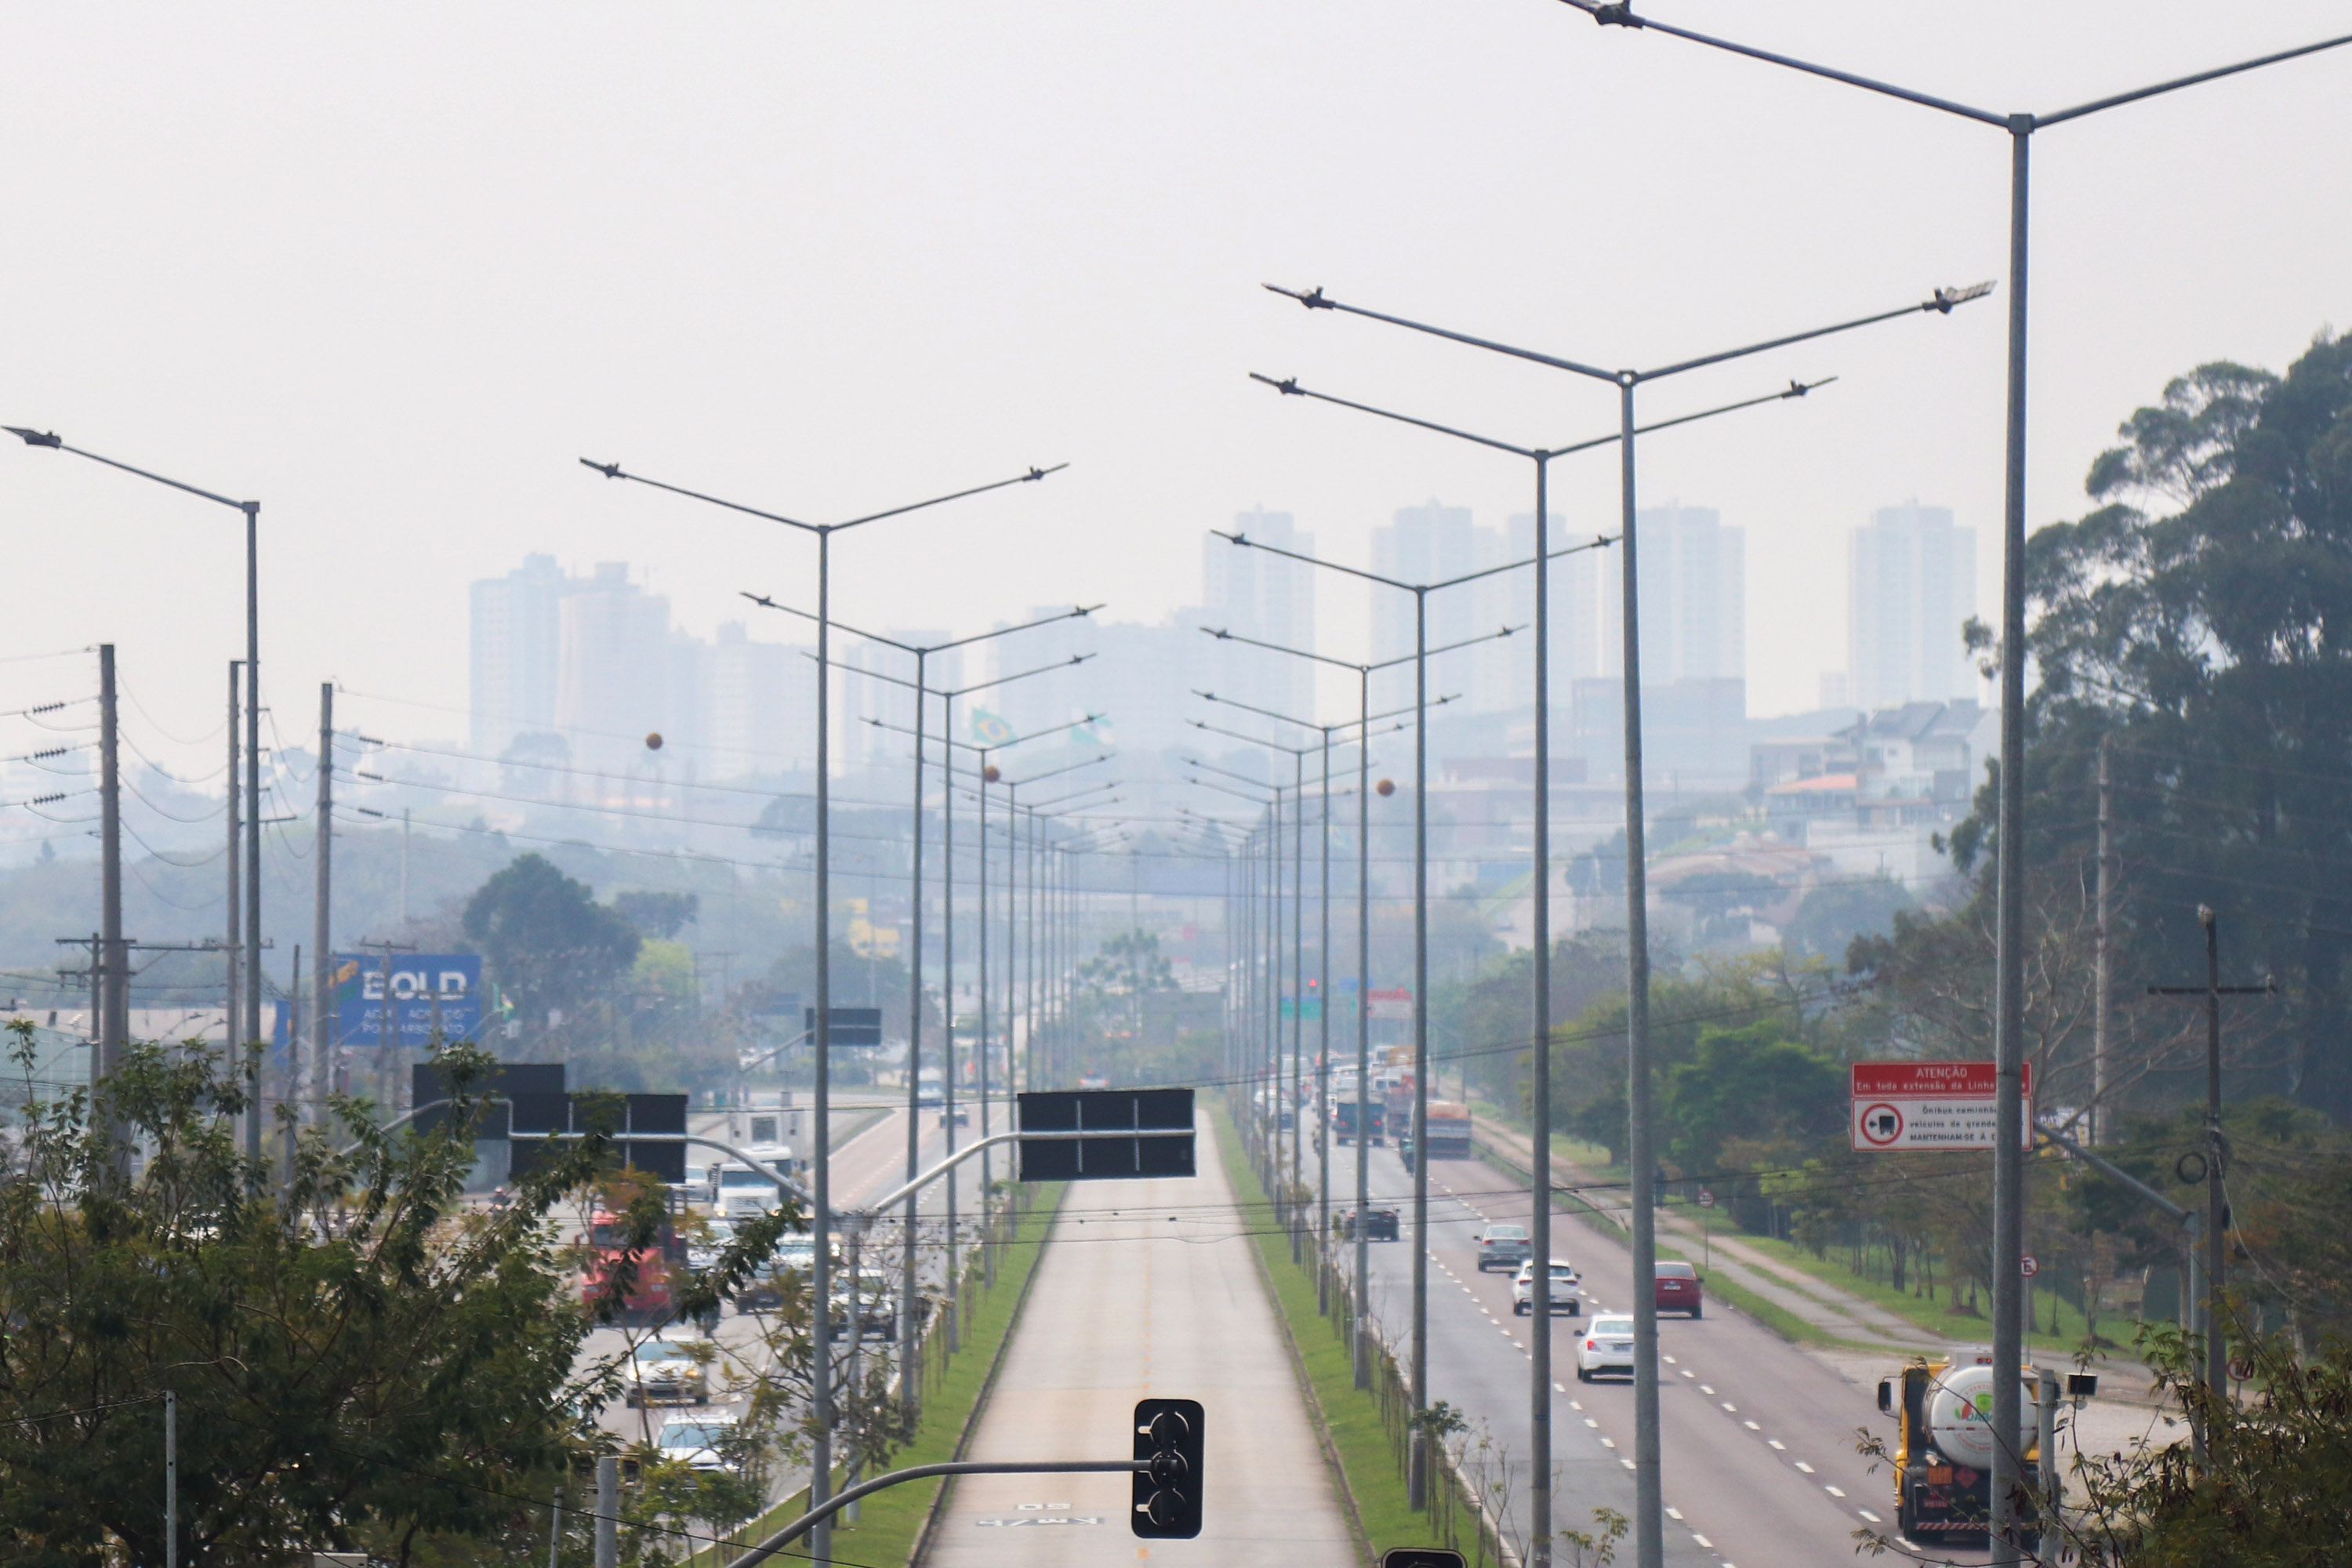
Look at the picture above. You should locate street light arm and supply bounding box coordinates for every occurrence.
[830,463,1069,531]
[1186,775,1279,808]
[583,459,818,532]
[1200,624,1368,675]
[1555,2,2005,126]
[1265,284,1620,383]
[1189,717,1314,755]
[1248,373,1538,458]
[1023,781,1120,811]
[8,433,252,512]
[1002,752,1111,789]
[1639,285,1990,382]
[869,710,1106,757]
[837,652,1092,698]
[2037,31,2352,127]
[1583,376,1836,452]
[740,597,1103,655]
[1186,754,1285,791]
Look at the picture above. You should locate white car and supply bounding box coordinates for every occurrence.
[657,1415,740,1474]
[1512,1259,1581,1316]
[1576,1314,1636,1381]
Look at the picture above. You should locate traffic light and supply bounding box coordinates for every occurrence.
[1131,1397,1203,1538]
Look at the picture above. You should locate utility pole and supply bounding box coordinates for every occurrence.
[313,684,333,1142]
[2149,907,2271,1409]
[99,645,127,1162]
[226,662,241,1069]
[399,805,411,925]
[2092,735,2112,1145]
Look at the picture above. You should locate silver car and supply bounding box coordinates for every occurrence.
[1576,1314,1636,1381]
[657,1415,741,1474]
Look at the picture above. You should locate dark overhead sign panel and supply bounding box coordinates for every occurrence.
[1016,1087,1195,1181]
[807,1007,884,1047]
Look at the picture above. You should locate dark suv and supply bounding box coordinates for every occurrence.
[1339,1207,1401,1242]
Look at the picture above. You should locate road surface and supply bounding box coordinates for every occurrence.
[924,1109,1356,1568]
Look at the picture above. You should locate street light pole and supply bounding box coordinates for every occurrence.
[7,427,267,1181]
[1268,276,1985,1558]
[585,455,1062,1566]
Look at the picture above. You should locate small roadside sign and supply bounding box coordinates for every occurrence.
[1697,1189,1716,1209]
[2020,1254,2039,1278]
[1849,1061,2032,1151]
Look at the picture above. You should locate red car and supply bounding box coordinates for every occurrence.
[1654,1259,1702,1317]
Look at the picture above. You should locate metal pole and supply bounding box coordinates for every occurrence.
[1619,379,1663,1568]
[1989,118,2033,1568]
[2093,734,2111,1145]
[2202,908,2225,1407]
[226,662,241,1078]
[244,503,263,1153]
[978,757,993,1288]
[313,683,332,1162]
[1316,726,1332,1315]
[1354,667,1372,1390]
[902,652,926,1426]
[1408,589,1431,1512]
[1290,749,1305,1262]
[811,528,835,1568]
[942,692,960,1352]
[1530,453,1554,1566]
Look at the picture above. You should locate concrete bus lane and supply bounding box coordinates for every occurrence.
[1357,1145,1955,1568]
[924,1110,1356,1568]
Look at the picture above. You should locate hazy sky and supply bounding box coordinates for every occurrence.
[5,1,2347,769]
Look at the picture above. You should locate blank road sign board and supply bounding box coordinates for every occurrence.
[1850,1061,2032,1151]
[806,1007,884,1047]
[1017,1087,1196,1181]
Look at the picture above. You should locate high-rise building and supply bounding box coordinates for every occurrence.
[837,633,957,771]
[1848,501,1977,711]
[1370,500,1479,712]
[1500,511,1603,713]
[468,554,573,755]
[1205,507,1316,722]
[1599,504,1744,684]
[704,620,818,779]
[554,563,677,772]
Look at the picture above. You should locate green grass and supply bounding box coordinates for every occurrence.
[688,1184,1067,1568]
[1715,1228,2111,1352]
[1214,1105,1454,1562]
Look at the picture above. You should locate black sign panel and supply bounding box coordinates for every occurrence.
[1017,1088,1196,1181]
[1381,1552,1466,1568]
[806,1007,884,1047]
[506,1091,691,1183]
[410,1062,568,1139]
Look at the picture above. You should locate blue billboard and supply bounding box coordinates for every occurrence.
[332,953,483,1047]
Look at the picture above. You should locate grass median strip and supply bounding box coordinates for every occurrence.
[1212,1106,1439,1561]
[688,1182,1067,1568]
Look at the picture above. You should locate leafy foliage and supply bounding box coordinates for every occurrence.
[0,1025,612,1566]
[463,853,643,1046]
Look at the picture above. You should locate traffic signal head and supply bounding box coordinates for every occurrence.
[1132,1397,1203,1538]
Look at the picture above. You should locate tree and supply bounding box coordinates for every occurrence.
[1950,330,2352,1119]
[0,1026,627,1566]
[463,853,642,1047]
[1780,874,1911,963]
[613,890,700,941]
[1659,1020,1842,1178]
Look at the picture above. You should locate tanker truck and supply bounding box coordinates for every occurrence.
[1876,1348,2061,1549]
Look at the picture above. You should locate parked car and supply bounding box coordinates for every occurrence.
[1655,1259,1704,1317]
[1477,1224,1533,1272]
[1338,1207,1401,1242]
[626,1335,711,1407]
[1576,1314,1637,1381]
[1512,1259,1581,1316]
[657,1415,742,1474]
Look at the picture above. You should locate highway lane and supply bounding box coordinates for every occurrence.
[1350,1143,1933,1568]
[925,1110,1356,1568]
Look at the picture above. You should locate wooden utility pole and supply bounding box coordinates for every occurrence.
[2093,734,2113,1143]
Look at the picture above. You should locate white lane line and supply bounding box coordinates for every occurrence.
[1766,1439,1784,1450]
[1720,1402,1738,1413]
[1679,1369,1696,1378]
[1599,1437,1616,1448]
[1555,1383,1568,1393]
[1620,1458,1635,1470]
[1569,1400,1583,1411]
[1824,1485,1846,1497]
[1662,1354,1676,1364]
[1700,1385,1716,1395]
[1857,1509,1882,1523]
[1664,1508,1683,1521]
[1792,1461,1813,1473]
[1743,1420,1761,1431]
[1691,1534,1713,1549]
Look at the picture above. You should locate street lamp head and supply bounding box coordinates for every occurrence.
[2198,903,2216,928]
[984,764,1000,783]
[1263,283,1331,310]
[579,457,623,478]
[5,427,62,448]
[1247,372,1305,396]
[1928,281,1997,314]
[1376,779,1396,797]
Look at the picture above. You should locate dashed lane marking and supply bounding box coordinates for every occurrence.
[1766,1439,1784,1450]
[1664,1508,1683,1521]
[1824,1485,1845,1498]
[1679,1369,1696,1378]
[1720,1403,1738,1413]
[1700,1385,1716,1395]
[1599,1437,1616,1448]
[1857,1510,1882,1523]
[1691,1535,1713,1549]
[1743,1421,1761,1431]
[1620,1458,1635,1471]
[1792,1461,1814,1474]
[1583,1418,1599,1428]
